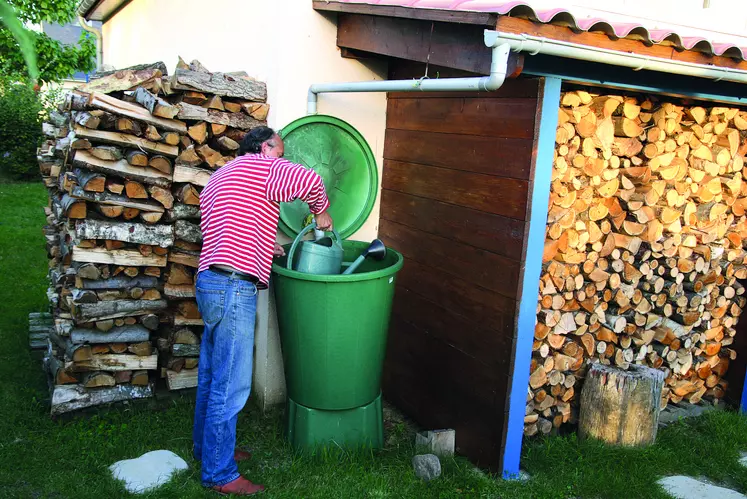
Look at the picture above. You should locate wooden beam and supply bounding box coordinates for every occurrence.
[337,14,523,77]
[500,77,562,478]
[495,16,747,72]
[313,0,497,26]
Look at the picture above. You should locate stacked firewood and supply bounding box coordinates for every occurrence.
[37,59,268,414]
[525,90,747,437]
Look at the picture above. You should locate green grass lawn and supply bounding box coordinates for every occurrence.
[2,181,747,498]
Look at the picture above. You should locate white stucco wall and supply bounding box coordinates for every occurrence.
[103,0,387,241]
[102,0,387,409]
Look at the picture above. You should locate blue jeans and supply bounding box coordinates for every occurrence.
[193,269,258,487]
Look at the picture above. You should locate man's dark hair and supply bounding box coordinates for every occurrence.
[239,126,276,155]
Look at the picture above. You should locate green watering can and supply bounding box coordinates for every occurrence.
[287,222,344,275]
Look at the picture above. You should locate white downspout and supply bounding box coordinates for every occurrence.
[78,15,103,71]
[307,31,512,114]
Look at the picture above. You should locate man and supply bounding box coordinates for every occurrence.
[193,126,333,495]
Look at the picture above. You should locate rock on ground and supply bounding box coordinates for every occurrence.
[657,476,747,499]
[110,449,188,494]
[412,454,441,482]
[740,452,747,468]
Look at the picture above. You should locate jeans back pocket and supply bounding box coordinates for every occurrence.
[195,287,226,325]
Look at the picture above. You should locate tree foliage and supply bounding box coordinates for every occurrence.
[0,80,43,178]
[0,0,96,84]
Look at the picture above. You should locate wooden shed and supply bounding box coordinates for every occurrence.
[314,0,747,477]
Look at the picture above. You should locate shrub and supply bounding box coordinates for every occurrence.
[0,79,43,180]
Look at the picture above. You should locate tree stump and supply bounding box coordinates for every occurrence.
[578,363,664,446]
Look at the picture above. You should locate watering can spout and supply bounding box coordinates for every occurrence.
[342,239,387,275]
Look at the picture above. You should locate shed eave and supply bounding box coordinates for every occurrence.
[77,0,131,23]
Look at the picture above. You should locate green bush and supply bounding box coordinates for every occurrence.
[0,79,43,180]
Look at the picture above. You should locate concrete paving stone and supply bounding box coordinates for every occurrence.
[110,449,188,494]
[657,476,747,499]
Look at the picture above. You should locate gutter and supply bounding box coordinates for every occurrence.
[308,28,747,114]
[77,15,103,71]
[485,31,747,85]
[307,31,511,114]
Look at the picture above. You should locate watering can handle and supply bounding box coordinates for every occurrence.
[286,222,343,270]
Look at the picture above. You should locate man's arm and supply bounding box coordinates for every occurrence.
[266,160,333,229]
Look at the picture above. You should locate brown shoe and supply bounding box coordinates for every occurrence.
[212,476,265,495]
[234,449,252,462]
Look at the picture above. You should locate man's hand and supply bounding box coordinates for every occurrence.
[314,211,333,232]
[273,243,286,257]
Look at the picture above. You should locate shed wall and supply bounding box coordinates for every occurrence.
[379,72,544,468]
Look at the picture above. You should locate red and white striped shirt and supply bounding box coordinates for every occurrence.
[197,154,330,286]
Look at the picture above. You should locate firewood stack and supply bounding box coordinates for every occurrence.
[525,90,747,437]
[36,59,268,414]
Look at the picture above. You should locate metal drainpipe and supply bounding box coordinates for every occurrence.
[307,30,512,115]
[77,15,103,71]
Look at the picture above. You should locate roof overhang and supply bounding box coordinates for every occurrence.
[314,1,747,73]
[77,0,131,22]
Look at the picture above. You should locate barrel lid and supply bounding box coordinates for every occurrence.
[278,115,378,239]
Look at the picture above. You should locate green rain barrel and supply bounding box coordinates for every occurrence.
[272,241,403,410]
[273,114,401,448]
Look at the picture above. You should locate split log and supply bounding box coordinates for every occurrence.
[216,136,239,152]
[124,151,149,169]
[188,122,208,144]
[173,165,211,187]
[78,275,159,290]
[50,384,153,415]
[83,372,116,388]
[171,68,267,101]
[69,186,165,213]
[177,102,263,130]
[59,194,87,219]
[73,150,171,187]
[174,220,202,244]
[241,102,270,120]
[143,124,162,142]
[90,145,124,161]
[116,117,142,136]
[148,185,174,209]
[73,299,168,321]
[197,144,222,168]
[133,87,179,119]
[74,219,174,247]
[164,203,201,222]
[74,111,101,129]
[87,92,186,133]
[74,168,106,193]
[125,180,148,199]
[83,67,163,93]
[73,126,178,158]
[72,247,167,267]
[166,368,198,390]
[148,155,172,175]
[175,184,201,205]
[162,132,180,146]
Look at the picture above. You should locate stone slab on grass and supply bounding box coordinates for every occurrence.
[658,476,747,499]
[110,449,188,494]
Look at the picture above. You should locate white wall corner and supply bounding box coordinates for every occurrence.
[252,286,287,411]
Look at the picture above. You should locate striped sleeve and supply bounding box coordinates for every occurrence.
[266,159,330,214]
